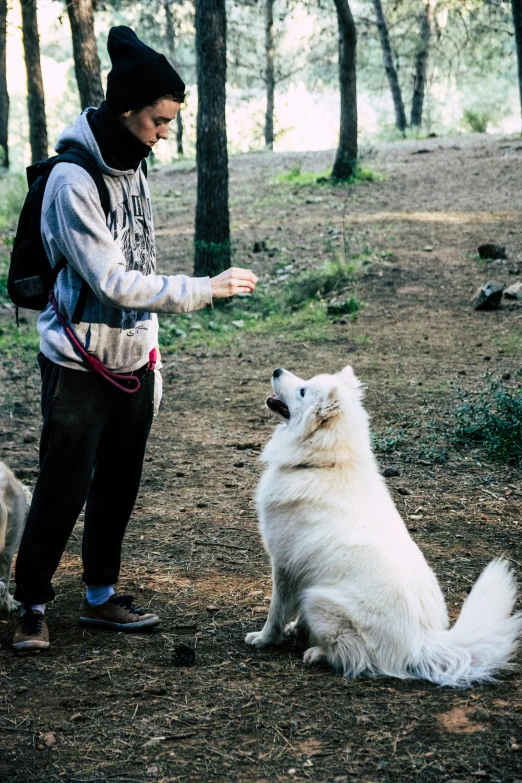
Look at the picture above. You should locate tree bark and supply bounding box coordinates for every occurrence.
[20,0,48,163]
[512,0,522,133]
[66,0,104,110]
[0,0,9,167]
[332,0,357,180]
[194,0,230,276]
[372,0,406,134]
[164,0,184,156]
[265,0,275,149]
[410,0,435,128]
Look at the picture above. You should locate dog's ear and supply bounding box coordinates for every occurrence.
[318,388,340,421]
[338,365,363,396]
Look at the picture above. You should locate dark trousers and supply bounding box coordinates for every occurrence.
[14,353,154,605]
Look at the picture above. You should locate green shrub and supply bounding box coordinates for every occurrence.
[285,257,357,307]
[453,380,522,467]
[462,109,490,134]
[0,172,26,230]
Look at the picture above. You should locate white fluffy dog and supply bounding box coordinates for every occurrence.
[0,461,32,612]
[245,366,522,686]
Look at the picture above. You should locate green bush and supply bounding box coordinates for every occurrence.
[462,109,490,134]
[285,257,357,307]
[453,380,522,467]
[0,172,26,230]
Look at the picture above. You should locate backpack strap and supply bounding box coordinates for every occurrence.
[53,148,111,324]
[141,158,148,178]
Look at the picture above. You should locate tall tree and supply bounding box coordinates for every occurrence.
[332,0,357,180]
[20,0,48,163]
[512,0,522,133]
[372,0,407,134]
[66,0,104,109]
[265,0,275,149]
[410,0,435,128]
[164,0,184,156]
[194,0,230,276]
[0,0,8,167]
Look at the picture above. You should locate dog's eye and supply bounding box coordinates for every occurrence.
[300,388,306,397]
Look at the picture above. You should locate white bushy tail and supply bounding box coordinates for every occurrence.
[416,559,522,687]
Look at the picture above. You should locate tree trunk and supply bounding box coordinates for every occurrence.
[0,0,8,168]
[265,0,275,150]
[66,0,104,110]
[176,111,183,156]
[164,0,184,156]
[20,0,48,163]
[512,0,522,133]
[372,0,406,134]
[410,0,435,128]
[332,0,357,180]
[194,0,230,276]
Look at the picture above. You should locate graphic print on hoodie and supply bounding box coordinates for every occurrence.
[39,109,212,374]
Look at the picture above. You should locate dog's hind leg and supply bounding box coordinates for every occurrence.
[245,566,299,648]
[0,547,18,613]
[302,586,372,677]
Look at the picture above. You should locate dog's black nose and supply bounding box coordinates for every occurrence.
[273,368,283,378]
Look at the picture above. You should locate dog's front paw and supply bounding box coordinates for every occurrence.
[245,630,277,648]
[303,646,327,666]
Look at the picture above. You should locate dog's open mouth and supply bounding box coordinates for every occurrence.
[266,395,290,419]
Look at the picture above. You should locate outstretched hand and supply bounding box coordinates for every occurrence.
[210,267,258,299]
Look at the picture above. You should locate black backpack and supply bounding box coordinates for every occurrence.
[9,148,148,325]
[8,147,112,325]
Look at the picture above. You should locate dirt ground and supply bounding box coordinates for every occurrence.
[1,132,522,783]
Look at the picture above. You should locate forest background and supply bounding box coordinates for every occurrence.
[1,0,520,172]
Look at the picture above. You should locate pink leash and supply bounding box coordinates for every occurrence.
[49,291,156,394]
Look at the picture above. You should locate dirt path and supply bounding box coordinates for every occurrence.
[1,133,521,783]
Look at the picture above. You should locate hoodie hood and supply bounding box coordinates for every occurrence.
[54,109,135,178]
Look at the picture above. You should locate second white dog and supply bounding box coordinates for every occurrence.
[0,461,32,612]
[245,366,522,687]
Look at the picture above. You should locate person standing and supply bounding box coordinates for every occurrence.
[12,27,257,653]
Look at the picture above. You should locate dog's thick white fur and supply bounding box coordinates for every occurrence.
[0,461,32,612]
[245,366,522,687]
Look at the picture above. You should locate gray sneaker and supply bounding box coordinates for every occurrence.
[80,594,160,631]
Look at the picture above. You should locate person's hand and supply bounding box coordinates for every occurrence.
[210,267,258,299]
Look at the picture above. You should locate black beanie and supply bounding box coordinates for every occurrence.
[106,26,185,112]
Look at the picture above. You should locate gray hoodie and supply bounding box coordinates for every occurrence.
[39,109,212,372]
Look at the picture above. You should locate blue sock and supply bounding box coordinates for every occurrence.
[20,603,46,615]
[86,585,115,606]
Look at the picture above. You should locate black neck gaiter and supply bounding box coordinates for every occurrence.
[88,101,151,172]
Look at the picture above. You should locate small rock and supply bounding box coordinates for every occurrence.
[231,320,245,329]
[253,240,267,253]
[206,605,219,612]
[40,732,56,747]
[423,245,433,252]
[190,323,202,330]
[477,243,508,260]
[382,467,401,478]
[237,663,250,672]
[397,487,412,496]
[70,713,84,722]
[502,372,511,381]
[305,197,324,204]
[234,461,244,468]
[23,432,36,444]
[171,644,196,667]
[196,501,207,508]
[143,737,166,748]
[504,281,522,300]
[174,328,186,337]
[472,280,504,310]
